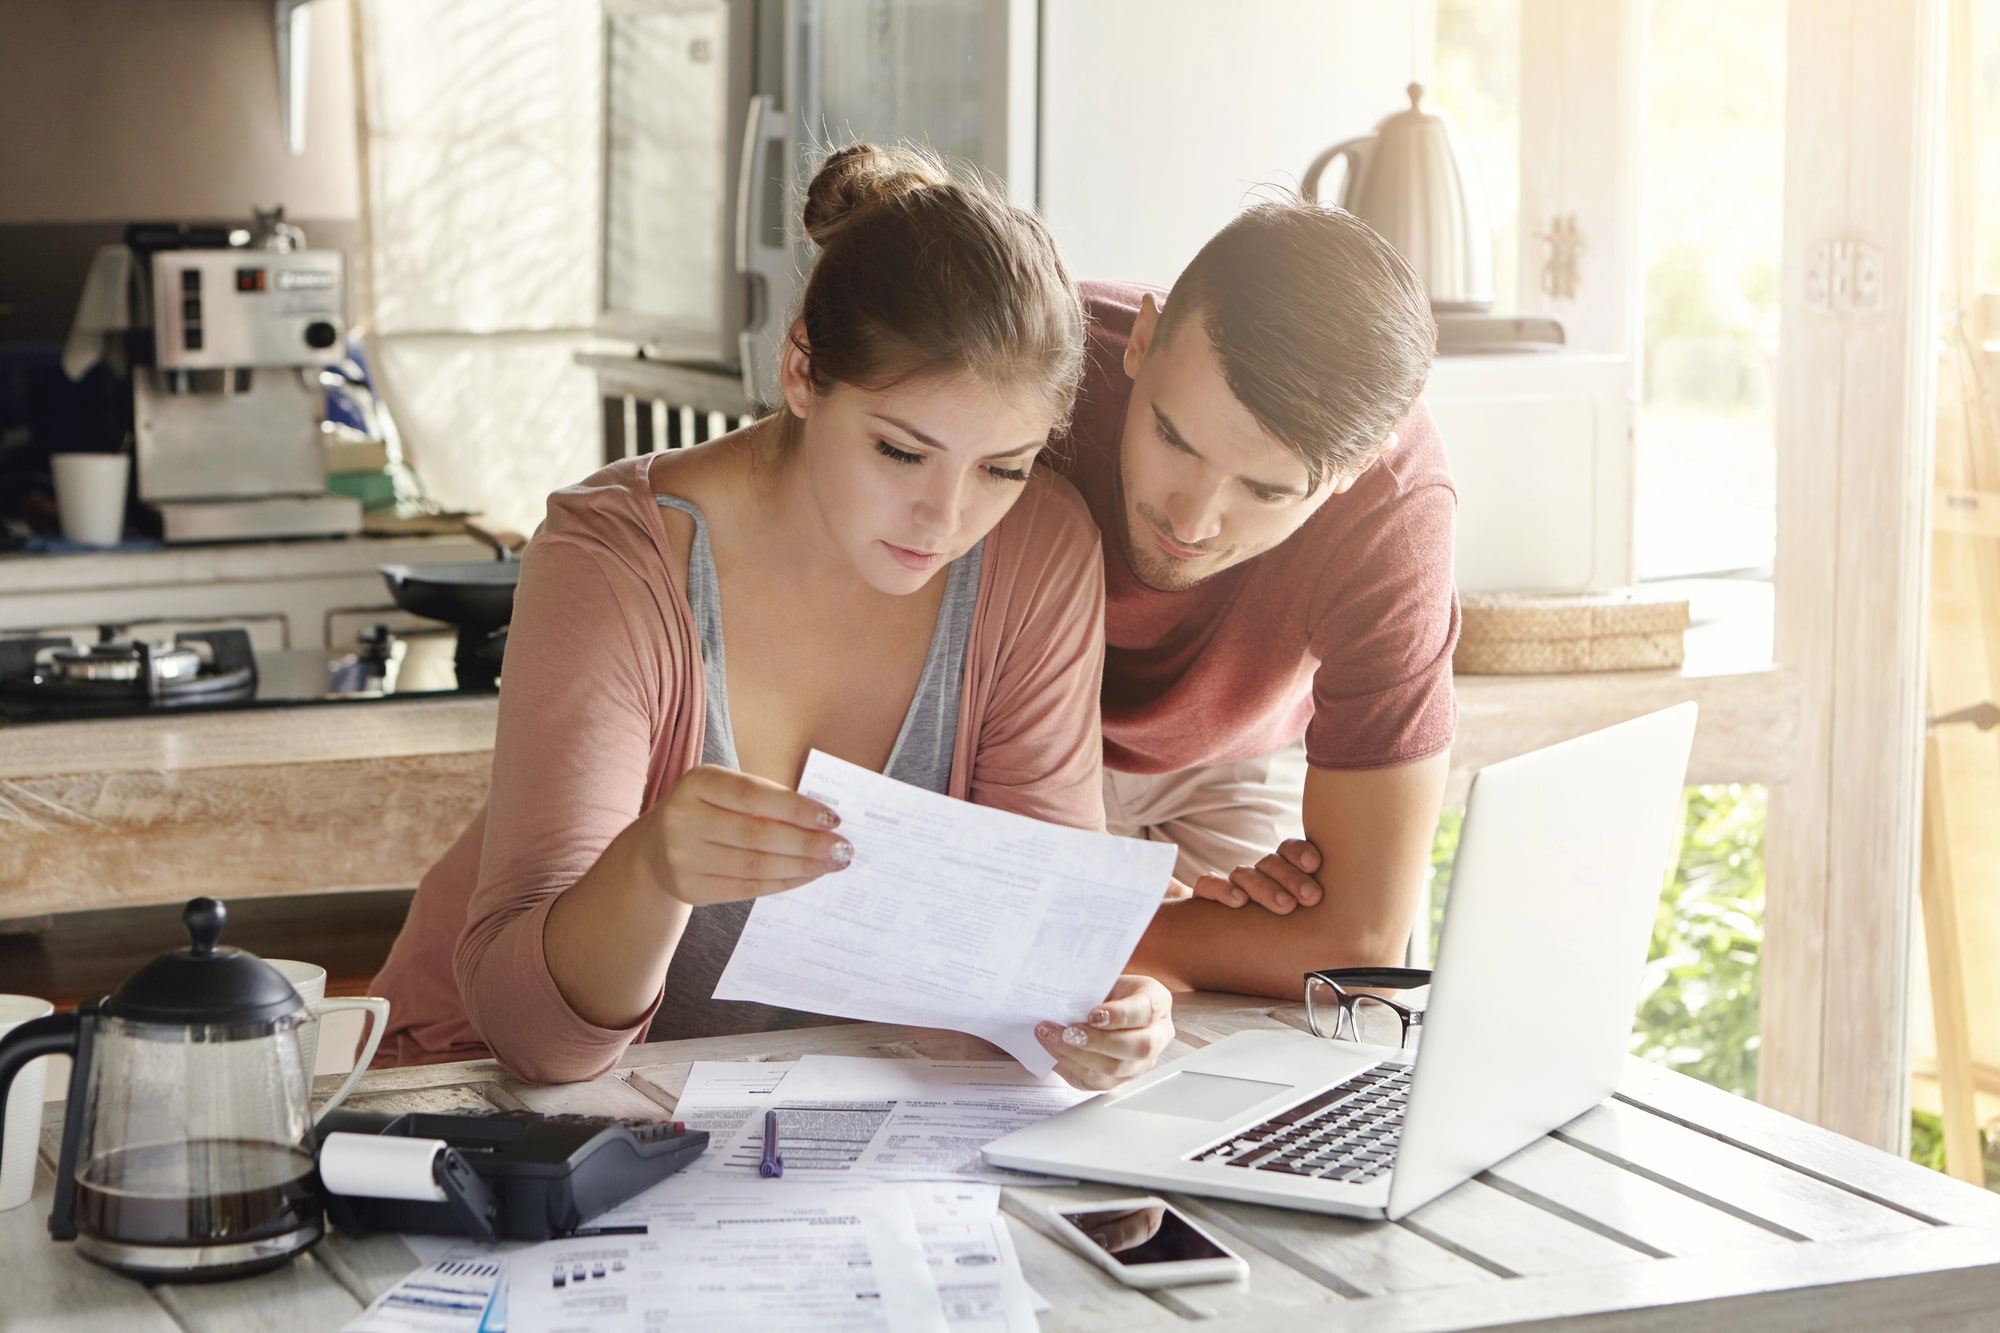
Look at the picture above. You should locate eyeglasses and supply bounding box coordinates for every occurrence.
[1303,967,1432,1048]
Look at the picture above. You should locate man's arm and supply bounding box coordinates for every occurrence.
[1126,752,1449,997]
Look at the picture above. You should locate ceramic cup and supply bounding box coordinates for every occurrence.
[265,960,389,1125]
[0,995,55,1211]
[50,453,130,547]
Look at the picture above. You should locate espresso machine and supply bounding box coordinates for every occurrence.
[129,214,361,542]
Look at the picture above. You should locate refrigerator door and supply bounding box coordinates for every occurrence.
[812,0,990,171]
[599,0,754,364]
[598,0,1035,408]
[732,0,1034,404]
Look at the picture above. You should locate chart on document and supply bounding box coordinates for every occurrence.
[714,751,1176,1074]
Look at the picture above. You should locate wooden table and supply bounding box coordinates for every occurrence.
[9,993,2000,1331]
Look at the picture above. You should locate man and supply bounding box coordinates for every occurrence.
[1051,200,1457,1001]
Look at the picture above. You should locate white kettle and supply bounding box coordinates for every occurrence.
[1302,84,1496,313]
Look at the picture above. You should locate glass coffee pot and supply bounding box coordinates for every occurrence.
[0,897,331,1280]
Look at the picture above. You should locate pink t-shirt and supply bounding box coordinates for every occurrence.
[1055,281,1460,775]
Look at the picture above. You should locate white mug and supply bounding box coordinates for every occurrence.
[50,453,130,547]
[0,995,55,1211]
[266,960,389,1124]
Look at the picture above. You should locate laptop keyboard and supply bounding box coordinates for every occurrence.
[1189,1064,1411,1184]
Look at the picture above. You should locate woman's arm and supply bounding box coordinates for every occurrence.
[543,766,849,1029]
[448,536,681,1082]
[451,535,849,1082]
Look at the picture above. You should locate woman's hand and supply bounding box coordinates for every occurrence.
[650,765,852,907]
[1189,838,1325,915]
[1037,974,1175,1091]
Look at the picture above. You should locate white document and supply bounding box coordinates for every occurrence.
[900,1184,1040,1333]
[718,1099,898,1175]
[586,1178,1036,1333]
[666,1060,795,1175]
[714,751,1176,1075]
[701,1057,1090,1184]
[343,1245,504,1333]
[508,1180,949,1333]
[773,1057,1081,1103]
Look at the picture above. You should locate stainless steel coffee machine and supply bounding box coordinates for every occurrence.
[131,215,361,542]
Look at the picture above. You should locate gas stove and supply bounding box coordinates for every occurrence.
[0,625,484,724]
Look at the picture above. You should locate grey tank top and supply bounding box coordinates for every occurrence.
[647,493,983,1041]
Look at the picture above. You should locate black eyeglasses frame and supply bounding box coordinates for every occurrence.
[1302,966,1433,1047]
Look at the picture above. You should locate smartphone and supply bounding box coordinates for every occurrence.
[1046,1197,1249,1289]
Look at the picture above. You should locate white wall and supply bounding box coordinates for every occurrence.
[1039,1,1436,287]
[356,0,601,536]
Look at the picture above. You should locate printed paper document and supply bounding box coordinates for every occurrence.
[714,751,1176,1074]
[343,1245,504,1333]
[659,1059,795,1176]
[507,1179,1037,1333]
[509,1181,945,1333]
[700,1057,1088,1183]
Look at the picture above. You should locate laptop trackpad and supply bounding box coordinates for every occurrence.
[1117,1071,1292,1121]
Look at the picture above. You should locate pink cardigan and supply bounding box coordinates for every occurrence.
[371,453,1108,1083]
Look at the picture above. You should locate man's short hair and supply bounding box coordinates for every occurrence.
[1155,200,1437,490]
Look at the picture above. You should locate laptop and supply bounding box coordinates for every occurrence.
[984,703,1698,1220]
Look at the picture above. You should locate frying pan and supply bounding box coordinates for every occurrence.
[379,517,528,632]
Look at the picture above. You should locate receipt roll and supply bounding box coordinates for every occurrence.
[319,1133,449,1202]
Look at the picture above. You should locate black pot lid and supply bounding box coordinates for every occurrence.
[106,898,305,1026]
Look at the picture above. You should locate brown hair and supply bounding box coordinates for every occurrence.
[776,143,1084,444]
[1153,200,1436,489]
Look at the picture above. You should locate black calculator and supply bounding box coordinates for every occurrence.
[318,1107,709,1242]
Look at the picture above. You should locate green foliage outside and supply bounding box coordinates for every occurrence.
[1910,1110,2000,1187]
[1630,785,1765,1097]
[1426,784,1765,1098]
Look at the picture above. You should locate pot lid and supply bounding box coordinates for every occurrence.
[106,897,305,1026]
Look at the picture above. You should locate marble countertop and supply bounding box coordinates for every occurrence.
[0,693,498,780]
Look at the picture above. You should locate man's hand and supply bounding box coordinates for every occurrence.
[1188,839,1326,914]
[1036,974,1175,1091]
[1129,754,1449,998]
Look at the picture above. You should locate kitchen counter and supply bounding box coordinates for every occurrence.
[0,663,1798,919]
[0,697,496,917]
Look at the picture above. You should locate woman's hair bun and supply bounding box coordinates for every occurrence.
[802,142,951,246]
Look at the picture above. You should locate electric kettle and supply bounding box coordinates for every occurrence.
[1303,83,1496,313]
[0,898,344,1280]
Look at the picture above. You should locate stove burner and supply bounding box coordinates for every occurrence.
[49,640,204,684]
[0,627,259,708]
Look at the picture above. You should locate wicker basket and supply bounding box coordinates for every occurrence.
[1455,590,1691,675]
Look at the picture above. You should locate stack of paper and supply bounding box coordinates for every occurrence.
[344,1058,1072,1332]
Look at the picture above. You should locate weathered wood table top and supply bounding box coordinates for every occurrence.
[8,992,2000,1331]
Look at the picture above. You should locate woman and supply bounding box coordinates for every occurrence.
[371,144,1175,1090]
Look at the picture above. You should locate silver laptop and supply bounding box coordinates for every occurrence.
[984,703,1698,1220]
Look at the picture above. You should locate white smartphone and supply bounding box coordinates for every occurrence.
[1046,1196,1249,1289]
